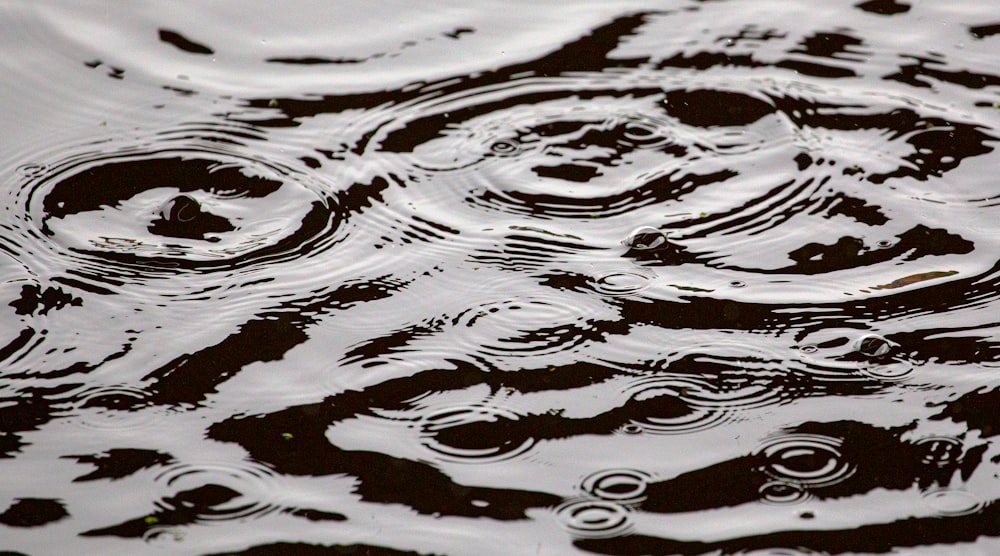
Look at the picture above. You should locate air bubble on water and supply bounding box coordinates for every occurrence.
[624,226,668,250]
[856,334,895,358]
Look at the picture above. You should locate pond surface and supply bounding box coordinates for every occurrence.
[3,0,1000,554]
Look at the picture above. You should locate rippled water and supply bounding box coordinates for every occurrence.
[3,1,1000,554]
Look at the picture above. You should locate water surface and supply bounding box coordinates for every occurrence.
[3,1,1000,554]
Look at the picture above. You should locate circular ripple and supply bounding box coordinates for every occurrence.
[914,437,963,468]
[15,163,47,178]
[579,469,652,504]
[368,81,735,220]
[759,480,811,505]
[759,433,855,489]
[451,297,595,360]
[554,499,632,539]
[617,118,676,150]
[153,459,283,522]
[419,403,535,464]
[590,270,655,298]
[921,488,984,517]
[68,385,158,431]
[21,148,339,279]
[621,376,728,435]
[142,526,186,546]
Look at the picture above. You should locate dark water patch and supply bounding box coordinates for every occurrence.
[209,403,562,520]
[855,0,911,15]
[969,23,1000,40]
[158,29,214,56]
[886,57,1000,90]
[65,448,175,482]
[8,284,81,316]
[0,499,69,528]
[208,543,426,556]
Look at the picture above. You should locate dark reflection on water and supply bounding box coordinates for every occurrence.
[3,0,1000,554]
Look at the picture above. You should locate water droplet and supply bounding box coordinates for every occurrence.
[625,226,669,250]
[798,345,818,354]
[876,239,894,249]
[729,280,747,288]
[555,499,632,538]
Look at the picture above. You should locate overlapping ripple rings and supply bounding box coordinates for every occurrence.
[19,147,339,279]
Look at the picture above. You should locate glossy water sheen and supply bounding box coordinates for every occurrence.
[3,1,1000,554]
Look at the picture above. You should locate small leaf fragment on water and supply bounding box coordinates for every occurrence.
[144,516,159,525]
[845,166,862,175]
[281,432,294,440]
[872,270,957,290]
[699,212,708,218]
[268,99,279,108]
[669,284,714,292]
